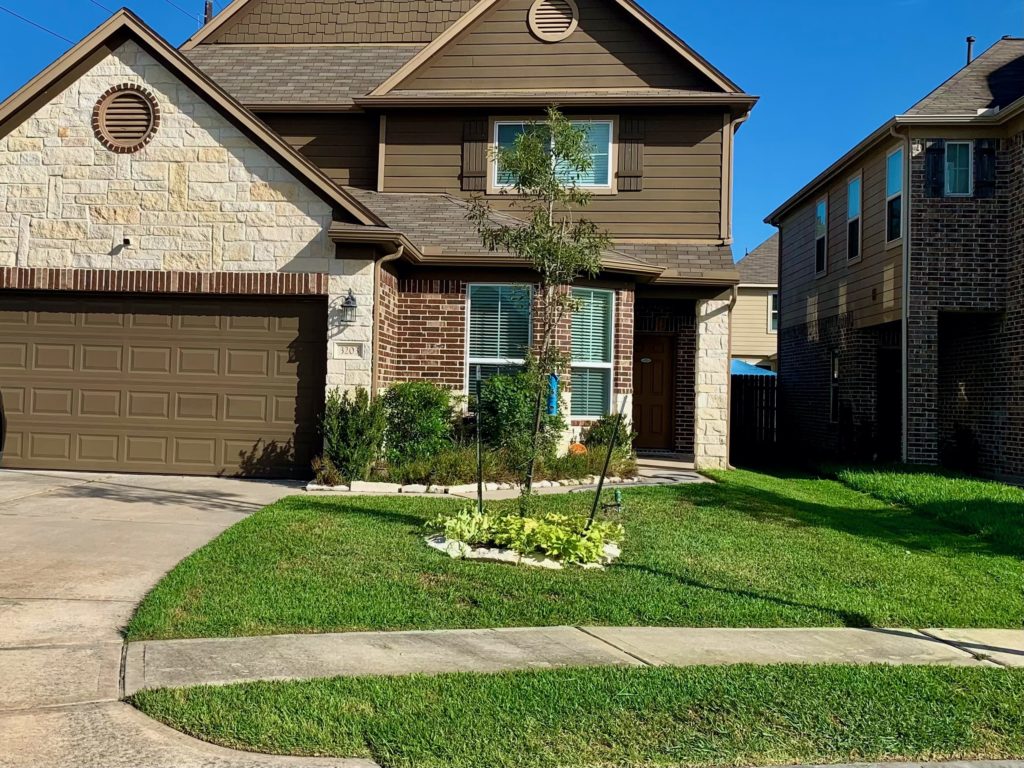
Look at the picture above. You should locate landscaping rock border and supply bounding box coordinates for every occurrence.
[305,477,642,494]
[424,535,622,570]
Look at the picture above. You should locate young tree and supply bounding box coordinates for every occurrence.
[469,107,611,510]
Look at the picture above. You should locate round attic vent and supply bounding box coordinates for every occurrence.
[528,0,579,42]
[92,84,160,154]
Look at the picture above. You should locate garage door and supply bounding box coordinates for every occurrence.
[0,293,326,477]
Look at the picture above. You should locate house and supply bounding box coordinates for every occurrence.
[732,234,778,371]
[766,37,1024,479]
[0,0,756,478]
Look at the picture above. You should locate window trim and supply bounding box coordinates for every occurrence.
[886,146,904,245]
[767,290,779,334]
[846,172,863,263]
[570,286,615,421]
[944,140,974,197]
[464,282,534,395]
[488,116,619,196]
[814,196,828,277]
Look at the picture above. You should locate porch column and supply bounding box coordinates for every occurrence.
[326,257,375,394]
[694,291,732,470]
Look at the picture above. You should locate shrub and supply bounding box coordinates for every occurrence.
[311,455,343,487]
[384,446,517,487]
[478,372,566,472]
[382,381,457,465]
[582,414,637,457]
[319,387,386,483]
[430,506,624,566]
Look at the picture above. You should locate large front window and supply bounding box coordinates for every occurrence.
[494,120,613,190]
[466,284,532,389]
[571,288,614,419]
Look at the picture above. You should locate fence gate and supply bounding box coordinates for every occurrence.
[730,375,777,465]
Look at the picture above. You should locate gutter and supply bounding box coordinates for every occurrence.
[371,245,405,398]
[889,123,912,464]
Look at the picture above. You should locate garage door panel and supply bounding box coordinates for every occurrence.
[0,293,326,477]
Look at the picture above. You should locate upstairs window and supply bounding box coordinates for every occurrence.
[815,198,828,275]
[466,284,532,388]
[768,291,779,333]
[945,141,973,196]
[847,175,862,261]
[494,120,613,190]
[886,147,904,242]
[571,288,614,419]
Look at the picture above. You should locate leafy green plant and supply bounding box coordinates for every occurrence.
[582,415,638,458]
[382,381,457,465]
[479,372,565,472]
[318,387,386,483]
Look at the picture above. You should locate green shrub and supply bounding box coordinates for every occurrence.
[384,446,517,487]
[382,381,457,465]
[540,451,637,482]
[582,415,637,457]
[319,387,386,483]
[311,455,343,487]
[430,506,624,566]
[479,372,566,471]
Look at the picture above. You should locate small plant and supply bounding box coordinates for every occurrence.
[582,415,638,458]
[311,455,343,487]
[479,371,565,471]
[318,387,386,483]
[382,381,457,465]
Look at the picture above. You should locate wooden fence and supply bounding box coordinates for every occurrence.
[730,374,777,465]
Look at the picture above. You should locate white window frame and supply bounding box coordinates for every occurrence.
[571,287,615,421]
[490,118,617,195]
[767,291,779,334]
[886,146,904,244]
[847,172,863,262]
[814,197,828,276]
[944,140,974,197]
[464,283,534,394]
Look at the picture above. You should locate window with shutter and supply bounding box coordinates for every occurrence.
[944,141,973,196]
[925,140,945,198]
[462,120,488,192]
[618,118,644,192]
[571,288,614,419]
[492,119,614,191]
[466,284,532,390]
[975,139,998,198]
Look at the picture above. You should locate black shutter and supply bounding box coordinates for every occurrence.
[462,119,488,192]
[618,118,645,192]
[925,139,945,197]
[975,138,998,199]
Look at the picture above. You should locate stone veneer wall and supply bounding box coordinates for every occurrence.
[693,294,730,469]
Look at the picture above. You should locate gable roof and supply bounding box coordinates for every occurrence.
[185,44,421,109]
[736,234,777,285]
[371,0,744,96]
[907,37,1024,116]
[0,8,380,226]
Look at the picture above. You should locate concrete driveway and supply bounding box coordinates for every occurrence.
[0,469,370,768]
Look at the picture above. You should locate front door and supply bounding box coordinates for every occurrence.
[633,334,675,451]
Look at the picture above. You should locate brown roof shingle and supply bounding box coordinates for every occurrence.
[185,44,422,107]
[735,233,777,285]
[613,242,737,283]
[906,38,1024,116]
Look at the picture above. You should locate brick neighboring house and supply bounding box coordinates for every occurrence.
[0,1,757,477]
[767,38,1024,480]
[732,234,778,371]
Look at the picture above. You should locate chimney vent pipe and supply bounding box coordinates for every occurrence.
[967,35,976,65]
[204,0,214,24]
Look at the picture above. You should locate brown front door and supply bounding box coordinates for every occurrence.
[633,334,675,451]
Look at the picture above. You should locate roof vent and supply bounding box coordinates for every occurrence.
[92,85,160,154]
[528,0,579,42]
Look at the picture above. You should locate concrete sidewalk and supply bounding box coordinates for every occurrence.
[123,626,1024,695]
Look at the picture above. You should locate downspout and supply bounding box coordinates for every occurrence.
[371,244,405,398]
[889,123,911,463]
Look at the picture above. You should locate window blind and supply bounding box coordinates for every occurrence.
[571,288,614,418]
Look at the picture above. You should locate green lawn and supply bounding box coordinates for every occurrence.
[132,664,1024,768]
[125,469,1023,640]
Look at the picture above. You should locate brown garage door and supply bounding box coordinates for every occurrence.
[0,293,326,478]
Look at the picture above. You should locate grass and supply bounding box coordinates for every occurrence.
[125,469,1024,640]
[832,466,1024,556]
[132,664,1024,768]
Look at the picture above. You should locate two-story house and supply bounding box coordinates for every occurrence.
[732,233,778,372]
[0,0,755,478]
[767,38,1024,480]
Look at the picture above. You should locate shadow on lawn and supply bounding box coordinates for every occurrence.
[679,472,1023,561]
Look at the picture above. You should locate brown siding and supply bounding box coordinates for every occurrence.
[260,113,378,189]
[399,0,718,92]
[732,286,776,360]
[778,142,904,332]
[383,110,724,239]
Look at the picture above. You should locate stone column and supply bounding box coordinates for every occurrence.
[326,257,375,395]
[694,292,731,470]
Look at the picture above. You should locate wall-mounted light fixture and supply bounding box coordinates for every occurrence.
[340,289,358,324]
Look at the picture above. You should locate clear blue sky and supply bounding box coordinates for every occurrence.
[1,0,1021,259]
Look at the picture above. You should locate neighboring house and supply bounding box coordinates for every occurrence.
[767,38,1024,480]
[732,234,778,371]
[0,1,756,478]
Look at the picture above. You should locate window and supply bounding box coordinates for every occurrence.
[886,147,904,242]
[945,141,973,196]
[571,288,614,418]
[847,175,862,260]
[466,284,532,390]
[829,351,840,424]
[815,198,828,275]
[494,120,613,190]
[768,291,779,333]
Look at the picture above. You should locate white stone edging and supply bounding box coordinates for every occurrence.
[425,535,622,570]
[305,476,642,494]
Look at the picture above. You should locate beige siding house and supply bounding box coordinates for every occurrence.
[732,235,778,370]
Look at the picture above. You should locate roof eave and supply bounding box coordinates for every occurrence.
[355,94,758,109]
